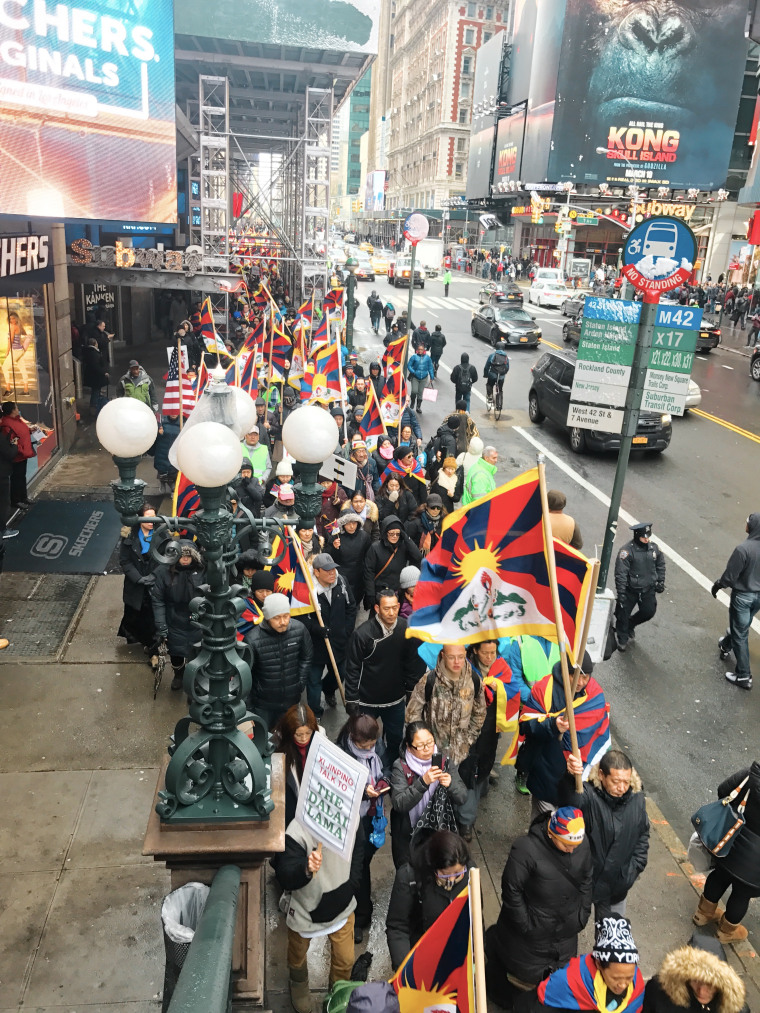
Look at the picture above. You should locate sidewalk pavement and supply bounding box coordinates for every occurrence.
[1,396,759,1011]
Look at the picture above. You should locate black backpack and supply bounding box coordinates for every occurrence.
[457,367,473,391]
[490,351,509,376]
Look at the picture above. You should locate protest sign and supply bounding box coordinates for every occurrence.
[295,731,368,859]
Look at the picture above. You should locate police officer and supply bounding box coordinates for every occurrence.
[614,522,666,652]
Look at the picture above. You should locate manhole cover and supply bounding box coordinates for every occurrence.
[0,573,91,658]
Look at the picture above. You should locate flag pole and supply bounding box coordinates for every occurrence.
[291,532,347,705]
[537,455,583,792]
[468,868,488,1013]
[571,558,600,697]
[177,335,184,430]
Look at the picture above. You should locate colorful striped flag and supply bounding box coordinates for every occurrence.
[268,532,315,615]
[359,381,387,442]
[162,346,196,416]
[307,334,342,402]
[199,297,226,354]
[406,468,594,650]
[172,473,201,519]
[379,365,406,428]
[381,456,427,487]
[311,311,329,351]
[537,954,644,1013]
[390,884,474,1013]
[482,657,522,766]
[382,333,408,377]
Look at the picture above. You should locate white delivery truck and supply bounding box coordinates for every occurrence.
[407,237,444,278]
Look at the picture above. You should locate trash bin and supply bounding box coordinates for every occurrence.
[160,882,210,1012]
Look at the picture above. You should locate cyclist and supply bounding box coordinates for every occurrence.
[484,341,510,411]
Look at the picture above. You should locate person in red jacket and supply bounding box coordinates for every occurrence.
[0,402,35,508]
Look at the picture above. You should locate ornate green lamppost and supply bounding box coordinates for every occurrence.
[96,395,337,825]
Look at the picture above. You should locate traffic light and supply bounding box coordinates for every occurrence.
[351,199,363,212]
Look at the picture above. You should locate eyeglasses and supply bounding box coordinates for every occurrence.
[411,739,435,751]
[427,506,442,512]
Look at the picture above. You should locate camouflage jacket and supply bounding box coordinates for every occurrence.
[405,656,487,764]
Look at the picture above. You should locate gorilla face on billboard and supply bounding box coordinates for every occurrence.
[548,0,748,190]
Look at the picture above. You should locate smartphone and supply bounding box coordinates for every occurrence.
[374,785,391,795]
[431,752,443,769]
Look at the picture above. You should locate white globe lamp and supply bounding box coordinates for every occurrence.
[96,398,158,459]
[282,404,337,463]
[176,421,243,489]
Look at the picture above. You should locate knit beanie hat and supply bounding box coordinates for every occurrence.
[443,457,458,469]
[399,565,420,589]
[262,593,290,620]
[447,416,461,431]
[250,571,275,592]
[276,459,293,477]
[548,806,585,844]
[593,917,639,965]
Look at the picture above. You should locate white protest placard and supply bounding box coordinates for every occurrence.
[166,344,189,371]
[319,454,358,491]
[295,731,368,859]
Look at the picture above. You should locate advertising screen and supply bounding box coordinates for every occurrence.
[0,0,177,221]
[181,0,380,55]
[547,0,748,189]
[465,33,505,201]
[365,169,385,212]
[492,106,526,189]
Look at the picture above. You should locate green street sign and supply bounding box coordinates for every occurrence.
[651,327,698,353]
[575,214,598,226]
[647,346,695,373]
[577,317,638,365]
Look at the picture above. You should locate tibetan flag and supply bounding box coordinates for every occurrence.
[297,294,314,328]
[359,382,386,442]
[537,954,644,1013]
[390,884,474,1013]
[311,311,329,351]
[381,457,426,487]
[241,318,264,355]
[379,366,406,428]
[267,534,315,615]
[481,657,521,767]
[383,333,408,377]
[238,351,260,396]
[308,335,342,402]
[237,594,263,639]
[299,361,316,402]
[519,670,611,776]
[323,287,344,315]
[199,297,226,354]
[406,468,594,649]
[265,322,292,381]
[172,473,201,519]
[288,331,306,390]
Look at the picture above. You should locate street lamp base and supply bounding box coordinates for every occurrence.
[157,756,273,824]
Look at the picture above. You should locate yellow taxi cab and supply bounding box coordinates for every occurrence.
[359,241,374,254]
[371,253,390,275]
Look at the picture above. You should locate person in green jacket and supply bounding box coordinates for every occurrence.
[461,446,498,505]
[240,426,272,482]
[118,360,157,412]
[443,268,452,297]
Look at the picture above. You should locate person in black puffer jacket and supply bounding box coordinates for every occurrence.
[243,593,313,730]
[376,474,417,525]
[363,514,422,608]
[695,760,760,943]
[151,539,205,690]
[328,512,371,607]
[117,504,160,653]
[386,830,473,971]
[486,808,592,1001]
[557,749,649,919]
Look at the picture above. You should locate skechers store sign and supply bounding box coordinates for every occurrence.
[0,233,54,293]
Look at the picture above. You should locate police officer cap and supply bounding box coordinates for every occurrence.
[630,522,652,536]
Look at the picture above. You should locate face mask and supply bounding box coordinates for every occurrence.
[388,489,399,502]
[380,445,393,460]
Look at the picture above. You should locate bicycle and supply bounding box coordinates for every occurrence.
[486,382,504,420]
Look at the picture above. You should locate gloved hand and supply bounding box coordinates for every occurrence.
[345,702,359,716]
[138,574,156,586]
[711,581,722,599]
[319,626,331,639]
[655,582,665,594]
[156,629,168,643]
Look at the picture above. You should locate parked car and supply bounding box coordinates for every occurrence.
[529,281,571,308]
[388,256,425,288]
[696,320,721,353]
[685,378,702,411]
[562,312,583,346]
[478,281,524,306]
[471,305,542,347]
[371,253,390,275]
[355,255,375,282]
[751,345,760,381]
[528,349,672,454]
[561,292,587,317]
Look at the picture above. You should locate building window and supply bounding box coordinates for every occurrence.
[483,30,492,42]
[455,162,464,179]
[461,82,470,98]
[457,137,466,152]
[462,55,472,74]
[464,28,474,44]
[467,2,475,15]
[486,5,493,18]
[459,108,469,124]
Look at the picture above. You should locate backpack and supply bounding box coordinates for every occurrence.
[490,351,509,376]
[457,367,473,391]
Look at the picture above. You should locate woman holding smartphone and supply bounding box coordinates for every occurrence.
[389,720,468,869]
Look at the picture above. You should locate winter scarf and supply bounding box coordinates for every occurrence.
[347,737,385,817]
[404,747,437,827]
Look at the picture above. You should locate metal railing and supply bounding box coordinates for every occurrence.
[167,865,241,1013]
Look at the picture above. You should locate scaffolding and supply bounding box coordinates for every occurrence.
[301,88,333,300]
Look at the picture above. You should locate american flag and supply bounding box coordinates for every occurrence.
[162,347,196,416]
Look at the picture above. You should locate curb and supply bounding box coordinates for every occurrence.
[645,795,759,990]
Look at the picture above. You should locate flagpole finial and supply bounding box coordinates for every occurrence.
[537,453,545,465]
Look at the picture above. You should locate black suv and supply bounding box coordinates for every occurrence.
[528,350,672,454]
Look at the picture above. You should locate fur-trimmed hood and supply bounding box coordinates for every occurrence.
[657,941,745,1013]
[589,764,643,794]
[341,498,378,523]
